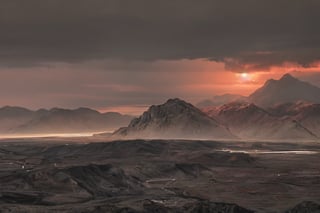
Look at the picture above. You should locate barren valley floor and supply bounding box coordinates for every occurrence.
[0,139,319,213]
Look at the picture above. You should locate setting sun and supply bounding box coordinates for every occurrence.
[241,73,248,78]
[239,72,251,81]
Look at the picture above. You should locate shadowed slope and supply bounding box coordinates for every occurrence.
[112,98,235,140]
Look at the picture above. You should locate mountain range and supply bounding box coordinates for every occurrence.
[0,106,133,135]
[268,102,320,138]
[203,101,318,140]
[108,98,319,141]
[197,73,320,108]
[107,74,320,141]
[2,73,320,141]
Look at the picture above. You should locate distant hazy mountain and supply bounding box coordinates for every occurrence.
[268,102,320,138]
[112,98,235,140]
[249,74,320,107]
[267,101,313,117]
[0,106,133,135]
[0,106,35,132]
[197,94,247,108]
[204,101,317,140]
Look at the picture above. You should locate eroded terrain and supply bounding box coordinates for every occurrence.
[0,139,320,212]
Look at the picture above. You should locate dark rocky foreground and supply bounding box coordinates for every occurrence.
[0,139,320,212]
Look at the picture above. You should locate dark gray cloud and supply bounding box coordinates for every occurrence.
[0,65,219,112]
[0,0,320,70]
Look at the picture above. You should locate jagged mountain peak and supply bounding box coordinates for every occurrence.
[159,98,196,110]
[263,73,300,88]
[280,73,296,81]
[249,73,320,107]
[113,98,235,140]
[128,98,214,128]
[166,97,186,104]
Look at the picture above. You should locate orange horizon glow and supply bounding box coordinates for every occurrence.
[98,62,320,115]
[0,59,319,116]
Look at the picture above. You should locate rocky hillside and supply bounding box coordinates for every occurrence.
[113,98,235,140]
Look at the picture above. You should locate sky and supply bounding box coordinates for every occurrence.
[0,0,320,115]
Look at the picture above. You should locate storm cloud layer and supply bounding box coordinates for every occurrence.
[1,0,320,70]
[1,0,320,112]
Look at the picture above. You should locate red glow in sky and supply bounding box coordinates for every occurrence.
[0,59,319,115]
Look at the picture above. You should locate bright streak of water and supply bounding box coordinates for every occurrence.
[219,149,318,155]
